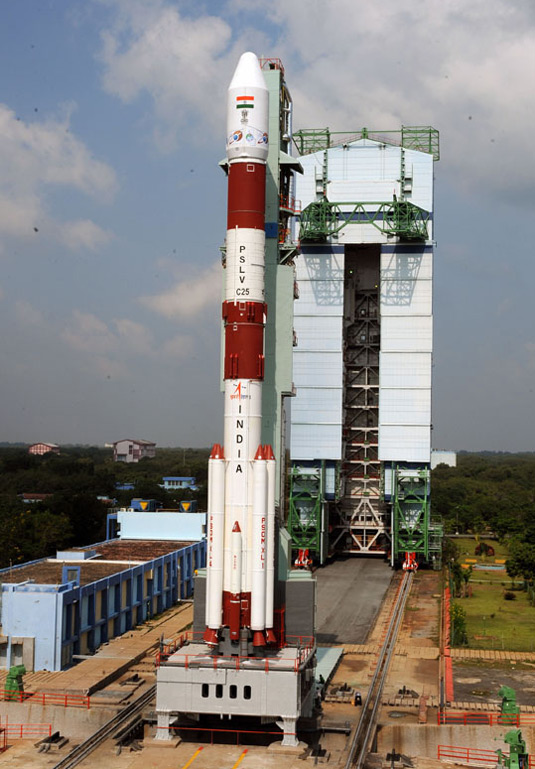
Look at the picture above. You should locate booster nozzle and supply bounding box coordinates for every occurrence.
[210,443,225,459]
[203,627,219,646]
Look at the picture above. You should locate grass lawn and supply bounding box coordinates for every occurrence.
[452,536,510,559]
[455,582,535,652]
[448,537,535,651]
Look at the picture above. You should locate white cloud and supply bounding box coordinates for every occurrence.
[59,219,113,251]
[62,310,117,355]
[60,307,194,377]
[0,103,117,250]
[96,0,534,201]
[227,0,535,205]
[97,0,271,150]
[14,300,45,327]
[114,317,154,354]
[99,3,231,149]
[161,333,194,358]
[139,261,221,320]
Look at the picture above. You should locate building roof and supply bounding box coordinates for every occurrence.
[113,439,156,446]
[0,539,194,587]
[28,442,59,448]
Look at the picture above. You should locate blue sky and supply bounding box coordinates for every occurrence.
[0,0,533,451]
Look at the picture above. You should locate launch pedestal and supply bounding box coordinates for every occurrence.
[156,641,316,747]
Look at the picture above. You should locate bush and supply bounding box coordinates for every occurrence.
[503,591,516,601]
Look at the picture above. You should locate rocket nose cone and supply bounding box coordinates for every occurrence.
[228,51,267,91]
[232,521,241,533]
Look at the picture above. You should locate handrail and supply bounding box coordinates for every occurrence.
[155,631,315,673]
[438,745,534,767]
[0,689,90,709]
[439,711,535,726]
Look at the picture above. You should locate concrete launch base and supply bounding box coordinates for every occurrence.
[143,735,181,748]
[267,740,308,757]
[156,641,316,742]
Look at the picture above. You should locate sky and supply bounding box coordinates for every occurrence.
[0,0,534,452]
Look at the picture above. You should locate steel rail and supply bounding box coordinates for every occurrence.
[51,684,156,769]
[343,571,414,769]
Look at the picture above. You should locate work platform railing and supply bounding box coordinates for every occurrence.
[0,689,90,709]
[0,719,52,739]
[438,711,535,726]
[438,745,534,766]
[154,631,315,673]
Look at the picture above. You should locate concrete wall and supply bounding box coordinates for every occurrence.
[376,723,535,756]
[0,700,118,741]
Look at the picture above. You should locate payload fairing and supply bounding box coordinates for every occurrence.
[203,52,277,650]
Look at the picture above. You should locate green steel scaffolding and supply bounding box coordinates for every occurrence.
[288,464,325,561]
[391,465,443,567]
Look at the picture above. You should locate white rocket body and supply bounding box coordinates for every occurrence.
[204,52,277,650]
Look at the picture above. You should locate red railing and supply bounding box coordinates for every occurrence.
[158,724,295,746]
[280,194,301,214]
[0,689,90,709]
[259,58,285,76]
[438,711,535,726]
[2,722,52,739]
[155,632,315,673]
[438,745,534,766]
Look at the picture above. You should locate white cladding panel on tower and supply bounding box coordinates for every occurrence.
[292,387,343,422]
[294,139,435,467]
[293,316,343,351]
[381,251,433,281]
[380,275,432,316]
[380,316,433,352]
[291,423,342,461]
[380,352,432,388]
[379,246,433,463]
[379,426,431,463]
[297,141,434,220]
[379,388,431,425]
[291,248,345,461]
[294,351,343,387]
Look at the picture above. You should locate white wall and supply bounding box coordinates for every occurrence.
[117,511,206,541]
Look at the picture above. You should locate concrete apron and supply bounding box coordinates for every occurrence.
[376,724,535,756]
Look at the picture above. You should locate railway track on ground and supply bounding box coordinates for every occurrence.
[51,684,156,769]
[343,571,414,768]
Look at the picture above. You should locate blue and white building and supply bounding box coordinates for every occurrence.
[0,530,205,672]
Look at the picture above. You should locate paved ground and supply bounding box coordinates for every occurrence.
[315,557,393,644]
[453,658,535,705]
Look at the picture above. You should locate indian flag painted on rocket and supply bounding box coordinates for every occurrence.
[236,95,254,109]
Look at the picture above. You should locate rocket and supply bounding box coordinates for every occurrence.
[203,53,277,650]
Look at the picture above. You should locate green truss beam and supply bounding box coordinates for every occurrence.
[293,125,440,161]
[299,198,430,243]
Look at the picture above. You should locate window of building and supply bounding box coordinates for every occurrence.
[201,684,209,698]
[244,685,251,700]
[229,685,237,699]
[215,684,223,699]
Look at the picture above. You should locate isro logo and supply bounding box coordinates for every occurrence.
[230,382,250,401]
